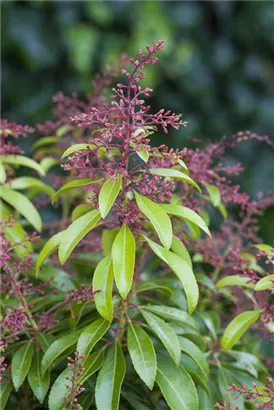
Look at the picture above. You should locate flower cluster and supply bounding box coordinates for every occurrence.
[0,119,34,155]
[63,353,85,410]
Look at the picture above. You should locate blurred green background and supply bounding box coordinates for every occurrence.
[1,0,274,240]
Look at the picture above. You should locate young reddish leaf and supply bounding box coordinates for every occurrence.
[98,175,122,219]
[134,191,172,249]
[58,209,101,264]
[127,323,157,390]
[11,341,34,391]
[112,224,135,299]
[141,309,181,366]
[93,256,114,321]
[221,310,262,350]
[95,342,126,410]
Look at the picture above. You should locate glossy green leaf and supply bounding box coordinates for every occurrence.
[160,204,211,237]
[36,231,65,275]
[150,168,201,192]
[0,382,13,410]
[95,342,126,410]
[77,317,110,356]
[101,229,119,256]
[71,204,90,222]
[8,177,54,197]
[0,161,6,184]
[206,184,221,206]
[28,350,50,403]
[41,331,81,375]
[98,175,122,218]
[32,136,60,150]
[112,224,135,299]
[178,337,209,377]
[0,186,42,232]
[53,178,100,203]
[145,237,199,313]
[127,323,157,389]
[93,256,114,321]
[156,355,198,410]
[143,305,196,328]
[11,341,34,391]
[61,143,96,159]
[58,209,101,264]
[215,275,255,289]
[255,274,274,291]
[48,350,104,410]
[135,191,172,249]
[0,202,32,257]
[135,282,172,297]
[141,309,181,365]
[170,235,192,267]
[1,154,45,176]
[221,310,261,350]
[254,244,274,265]
[181,353,208,393]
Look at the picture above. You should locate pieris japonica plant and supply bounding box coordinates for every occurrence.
[0,39,273,410]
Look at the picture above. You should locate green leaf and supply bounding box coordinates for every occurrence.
[127,323,157,390]
[61,143,97,159]
[178,337,209,377]
[181,354,208,393]
[77,317,110,356]
[1,154,45,176]
[98,175,122,219]
[160,204,211,237]
[145,237,199,314]
[0,382,13,410]
[150,168,201,192]
[215,275,255,289]
[41,331,81,375]
[143,305,196,328]
[254,244,274,265]
[156,355,198,410]
[0,186,42,232]
[217,202,227,219]
[58,209,101,264]
[0,161,6,183]
[101,229,119,256]
[48,350,104,410]
[136,146,150,162]
[36,231,65,275]
[135,191,172,249]
[8,177,55,197]
[0,202,32,257]
[255,274,274,291]
[95,342,126,410]
[28,350,50,403]
[135,282,172,297]
[221,310,261,350]
[93,256,114,321]
[32,136,60,150]
[40,157,60,172]
[53,178,100,203]
[170,235,192,267]
[141,309,181,366]
[206,184,221,206]
[71,204,90,222]
[112,224,135,299]
[11,341,34,391]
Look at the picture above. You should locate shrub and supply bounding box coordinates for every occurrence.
[0,39,273,410]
